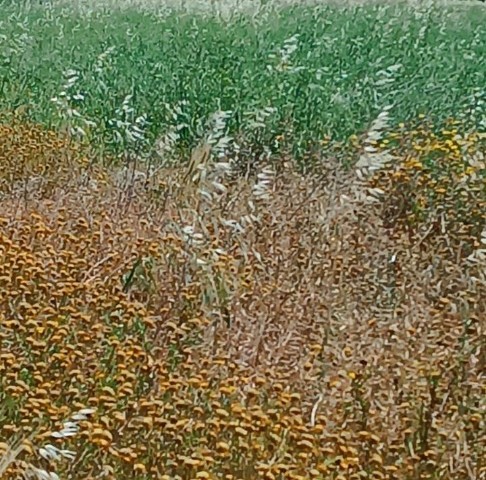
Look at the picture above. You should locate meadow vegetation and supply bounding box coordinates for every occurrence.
[0,0,485,158]
[0,1,485,479]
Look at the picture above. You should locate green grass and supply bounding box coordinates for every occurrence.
[0,0,485,158]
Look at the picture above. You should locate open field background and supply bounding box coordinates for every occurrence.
[1,0,485,159]
[0,1,485,480]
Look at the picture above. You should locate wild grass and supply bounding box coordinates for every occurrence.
[0,0,485,160]
[0,112,484,480]
[0,1,485,479]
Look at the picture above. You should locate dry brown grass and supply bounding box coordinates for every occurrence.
[0,119,484,480]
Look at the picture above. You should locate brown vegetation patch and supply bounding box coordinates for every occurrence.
[0,120,484,480]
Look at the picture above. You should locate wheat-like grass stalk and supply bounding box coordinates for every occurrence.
[0,409,95,480]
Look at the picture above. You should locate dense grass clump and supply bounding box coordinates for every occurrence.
[0,0,485,159]
[0,115,484,480]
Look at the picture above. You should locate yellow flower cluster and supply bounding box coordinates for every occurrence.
[0,119,484,480]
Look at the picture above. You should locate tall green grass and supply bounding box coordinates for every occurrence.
[0,0,485,158]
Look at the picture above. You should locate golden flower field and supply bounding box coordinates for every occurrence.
[0,115,484,480]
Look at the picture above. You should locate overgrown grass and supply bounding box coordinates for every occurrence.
[0,116,484,480]
[0,1,485,479]
[0,0,485,159]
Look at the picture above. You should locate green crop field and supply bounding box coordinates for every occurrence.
[1,0,485,158]
[0,1,485,480]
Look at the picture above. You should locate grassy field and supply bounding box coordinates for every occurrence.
[0,1,485,480]
[1,0,485,159]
